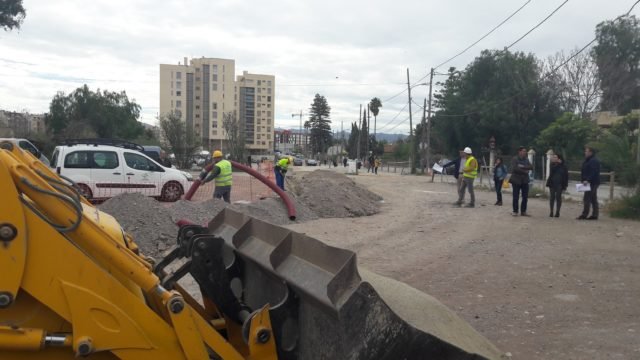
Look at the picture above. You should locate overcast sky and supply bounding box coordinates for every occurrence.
[0,0,637,134]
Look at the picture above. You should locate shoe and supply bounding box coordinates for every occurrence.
[511,212,519,216]
[576,215,587,220]
[494,201,499,205]
[521,212,531,217]
[555,213,560,218]
[549,212,553,218]
[587,216,598,220]
[465,204,475,208]
[453,202,462,207]
[497,201,502,206]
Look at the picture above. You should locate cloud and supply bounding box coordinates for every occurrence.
[0,0,636,134]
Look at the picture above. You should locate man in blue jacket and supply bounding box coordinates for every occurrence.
[577,146,601,220]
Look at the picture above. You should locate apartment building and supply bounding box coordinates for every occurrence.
[159,57,274,153]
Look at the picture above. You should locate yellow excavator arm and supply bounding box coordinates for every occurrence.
[0,141,502,360]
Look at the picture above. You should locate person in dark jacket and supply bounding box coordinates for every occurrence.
[577,146,601,220]
[493,157,508,206]
[442,150,464,179]
[509,147,533,216]
[546,153,569,217]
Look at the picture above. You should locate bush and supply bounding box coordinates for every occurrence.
[608,191,640,220]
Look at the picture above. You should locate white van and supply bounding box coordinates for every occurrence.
[50,143,193,202]
[0,138,50,166]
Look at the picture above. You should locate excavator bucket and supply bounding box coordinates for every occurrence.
[157,208,503,360]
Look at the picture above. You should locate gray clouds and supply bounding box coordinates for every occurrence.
[0,0,635,134]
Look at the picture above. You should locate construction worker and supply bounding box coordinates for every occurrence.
[274,156,292,191]
[199,150,232,203]
[454,147,478,208]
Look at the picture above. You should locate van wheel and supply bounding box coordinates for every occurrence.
[161,181,183,202]
[76,183,93,200]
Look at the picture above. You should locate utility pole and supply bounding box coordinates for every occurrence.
[636,115,640,164]
[420,98,427,174]
[407,68,415,174]
[426,68,434,174]
[365,104,370,157]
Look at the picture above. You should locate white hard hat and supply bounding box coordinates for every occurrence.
[463,147,472,154]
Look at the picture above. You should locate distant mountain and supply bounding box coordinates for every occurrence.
[275,128,407,143]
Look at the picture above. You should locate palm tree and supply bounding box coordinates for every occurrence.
[369,97,382,137]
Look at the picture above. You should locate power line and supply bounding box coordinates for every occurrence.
[433,0,533,71]
[416,0,569,84]
[435,0,640,119]
[381,88,409,103]
[386,109,423,133]
[506,0,569,50]
[377,103,409,132]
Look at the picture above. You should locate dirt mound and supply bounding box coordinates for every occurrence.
[230,197,318,225]
[288,170,382,218]
[99,192,177,257]
[168,198,228,226]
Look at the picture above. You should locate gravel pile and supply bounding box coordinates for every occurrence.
[99,192,177,257]
[288,170,383,218]
[98,170,381,255]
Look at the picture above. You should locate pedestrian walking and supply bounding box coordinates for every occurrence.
[454,147,478,208]
[367,154,374,173]
[493,157,508,206]
[509,146,533,216]
[343,157,348,167]
[274,156,292,191]
[374,157,381,175]
[577,146,601,220]
[199,150,232,203]
[546,154,568,217]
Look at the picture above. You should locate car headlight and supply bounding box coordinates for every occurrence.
[181,171,193,181]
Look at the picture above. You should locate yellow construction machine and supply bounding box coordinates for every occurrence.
[0,142,503,359]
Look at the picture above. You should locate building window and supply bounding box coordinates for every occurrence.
[257,80,261,86]
[267,127,271,132]
[196,114,200,118]
[257,103,261,108]
[196,86,200,91]
[212,130,217,135]
[176,81,182,89]
[213,111,218,119]
[196,105,200,110]
[257,134,261,139]
[176,90,182,96]
[267,134,271,139]
[175,110,182,117]
[212,122,218,128]
[267,104,271,108]
[262,141,266,145]
[176,72,182,79]
[196,77,200,82]
[268,88,272,94]
[257,88,261,93]
[212,74,218,82]
[267,80,272,86]
[196,96,200,100]
[212,102,217,110]
[213,65,218,74]
[176,100,182,108]
[196,68,200,72]
[267,96,271,102]
[212,83,217,91]
[267,111,271,117]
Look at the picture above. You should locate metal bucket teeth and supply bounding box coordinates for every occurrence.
[203,209,502,360]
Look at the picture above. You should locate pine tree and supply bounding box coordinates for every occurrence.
[308,94,332,155]
[347,122,359,158]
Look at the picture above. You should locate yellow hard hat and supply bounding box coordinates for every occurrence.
[288,156,294,163]
[212,150,223,158]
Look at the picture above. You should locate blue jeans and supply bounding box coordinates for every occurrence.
[512,183,529,213]
[494,177,503,203]
[275,170,285,190]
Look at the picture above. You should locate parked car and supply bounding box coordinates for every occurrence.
[306,158,318,166]
[0,138,50,166]
[49,142,193,202]
[293,156,304,166]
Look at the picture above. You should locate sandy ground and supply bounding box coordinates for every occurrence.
[285,170,640,360]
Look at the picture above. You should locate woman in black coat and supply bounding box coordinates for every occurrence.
[546,153,569,217]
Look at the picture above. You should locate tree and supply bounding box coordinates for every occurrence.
[593,15,640,114]
[347,122,359,158]
[45,84,143,140]
[1,0,25,31]
[432,50,564,157]
[222,111,246,162]
[360,107,368,157]
[308,94,332,155]
[369,97,382,136]
[535,112,598,163]
[159,111,199,169]
[544,48,601,118]
[594,132,640,187]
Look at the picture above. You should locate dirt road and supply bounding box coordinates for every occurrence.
[286,171,640,359]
